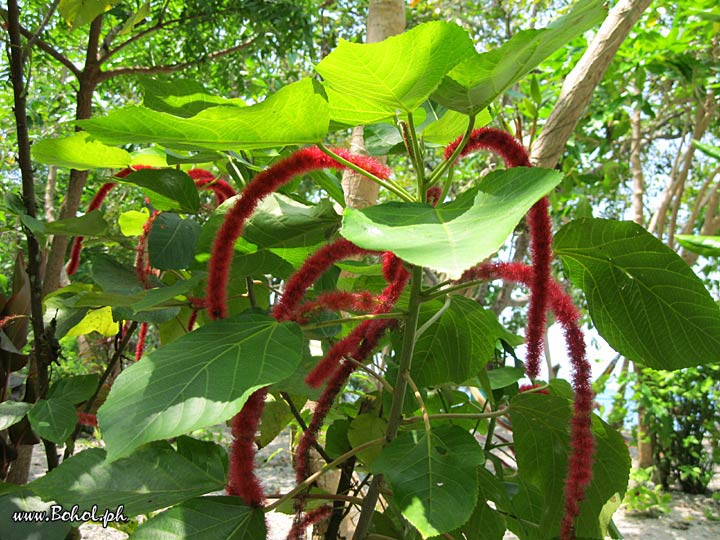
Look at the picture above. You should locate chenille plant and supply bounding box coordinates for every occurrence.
[10,3,720,540]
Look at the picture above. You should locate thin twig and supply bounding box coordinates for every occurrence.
[280,392,333,464]
[403,373,430,433]
[402,408,509,425]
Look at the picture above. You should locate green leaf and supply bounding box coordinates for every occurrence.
[342,168,562,278]
[554,219,720,370]
[509,392,630,538]
[132,275,203,312]
[410,296,499,387]
[348,414,387,466]
[91,254,145,295]
[433,0,606,114]
[316,22,475,126]
[119,209,151,236]
[422,108,491,146]
[140,77,245,118]
[59,0,119,30]
[243,194,340,248]
[0,486,71,540]
[148,213,201,270]
[0,401,32,430]
[78,79,329,150]
[258,394,294,448]
[372,425,484,537]
[121,169,200,214]
[27,398,77,444]
[693,139,720,161]
[30,441,226,517]
[676,234,720,257]
[31,132,131,170]
[130,496,267,540]
[45,210,109,237]
[47,374,99,404]
[98,312,304,461]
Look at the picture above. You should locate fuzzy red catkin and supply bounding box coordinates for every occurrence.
[295,290,379,322]
[76,411,98,427]
[456,262,593,540]
[288,505,332,540]
[207,147,391,320]
[135,322,148,362]
[226,387,268,507]
[426,185,442,207]
[444,128,551,380]
[188,168,237,204]
[134,212,159,289]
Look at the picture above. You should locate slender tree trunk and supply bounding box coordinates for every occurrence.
[530,0,653,168]
[630,104,644,226]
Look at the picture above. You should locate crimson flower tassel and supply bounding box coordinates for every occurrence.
[288,505,332,540]
[135,322,148,362]
[189,168,237,204]
[295,290,379,323]
[206,147,390,320]
[76,411,98,427]
[455,262,594,540]
[445,128,551,380]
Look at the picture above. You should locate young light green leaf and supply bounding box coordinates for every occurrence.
[341,168,562,278]
[555,218,720,370]
[59,0,119,30]
[676,234,720,257]
[31,132,131,170]
[27,398,77,444]
[98,312,304,461]
[78,79,329,150]
[422,108,491,146]
[433,0,606,114]
[371,425,484,537]
[317,22,475,126]
[131,496,267,540]
[119,209,151,236]
[30,441,226,517]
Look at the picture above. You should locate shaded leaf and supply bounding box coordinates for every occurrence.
[148,213,201,270]
[121,170,200,214]
[0,401,32,431]
[27,398,77,444]
[140,76,245,118]
[47,374,99,405]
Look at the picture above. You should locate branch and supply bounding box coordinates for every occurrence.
[97,38,255,82]
[23,0,59,58]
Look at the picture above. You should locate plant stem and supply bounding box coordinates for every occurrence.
[264,437,385,512]
[317,143,414,202]
[423,279,485,301]
[402,408,509,425]
[352,265,424,540]
[404,373,430,433]
[405,113,426,192]
[280,392,333,464]
[428,115,476,189]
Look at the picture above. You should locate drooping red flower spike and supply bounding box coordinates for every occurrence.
[66,164,155,276]
[135,322,148,362]
[445,128,552,381]
[426,185,442,207]
[226,387,268,507]
[518,383,549,395]
[295,290,379,323]
[288,505,332,540]
[134,211,159,290]
[76,411,98,428]
[188,168,237,205]
[456,261,593,540]
[206,147,391,320]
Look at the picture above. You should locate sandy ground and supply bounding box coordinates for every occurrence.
[25,432,720,540]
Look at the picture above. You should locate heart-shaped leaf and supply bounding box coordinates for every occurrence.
[31,132,131,170]
[317,22,475,126]
[554,218,720,370]
[98,312,303,461]
[78,79,329,150]
[371,425,484,537]
[341,168,562,278]
[433,0,606,114]
[121,170,200,214]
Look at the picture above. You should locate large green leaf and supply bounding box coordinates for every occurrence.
[509,392,630,538]
[132,275,203,312]
[91,253,145,295]
[554,218,720,370]
[130,496,267,540]
[30,439,226,517]
[27,398,77,444]
[47,374,99,404]
[121,169,200,214]
[0,486,71,540]
[243,194,340,248]
[316,22,475,126]
[409,296,499,387]
[676,234,720,257]
[372,425,484,537]
[433,0,606,114]
[342,168,562,278]
[140,76,245,118]
[20,210,109,238]
[31,132,132,170]
[78,79,329,150]
[148,213,201,270]
[98,312,304,461]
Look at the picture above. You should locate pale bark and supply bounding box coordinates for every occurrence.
[530,0,653,168]
[630,105,645,226]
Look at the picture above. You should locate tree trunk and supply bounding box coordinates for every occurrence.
[530,0,653,168]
